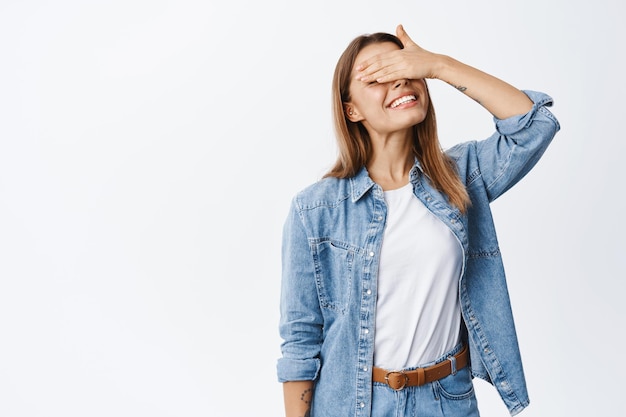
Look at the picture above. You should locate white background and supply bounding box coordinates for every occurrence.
[1,0,624,416]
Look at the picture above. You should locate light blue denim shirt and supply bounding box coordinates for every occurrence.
[278,91,560,416]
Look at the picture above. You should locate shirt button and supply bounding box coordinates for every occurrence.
[377,215,383,221]
[363,366,368,371]
[369,251,374,257]
[364,329,369,334]
[366,289,372,295]
[360,402,365,408]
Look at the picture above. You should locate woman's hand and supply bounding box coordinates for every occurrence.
[355,25,443,83]
[357,23,533,119]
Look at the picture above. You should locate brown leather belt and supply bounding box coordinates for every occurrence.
[372,344,469,391]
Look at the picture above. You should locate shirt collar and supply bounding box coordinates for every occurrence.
[349,159,424,203]
[349,167,376,202]
[409,158,424,182]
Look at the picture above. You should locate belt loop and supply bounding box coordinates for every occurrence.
[416,367,425,386]
[448,355,457,376]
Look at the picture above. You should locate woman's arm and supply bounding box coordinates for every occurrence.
[283,381,314,417]
[278,202,322,416]
[434,54,533,119]
[355,24,533,120]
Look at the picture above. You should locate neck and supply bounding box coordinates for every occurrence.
[366,130,414,191]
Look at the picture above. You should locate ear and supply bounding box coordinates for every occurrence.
[344,103,364,122]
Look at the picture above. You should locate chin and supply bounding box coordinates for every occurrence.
[407,111,427,126]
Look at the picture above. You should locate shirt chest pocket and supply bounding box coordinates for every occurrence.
[311,239,355,314]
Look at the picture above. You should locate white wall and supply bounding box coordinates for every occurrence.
[1,0,623,415]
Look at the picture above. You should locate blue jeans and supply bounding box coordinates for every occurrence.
[371,344,480,417]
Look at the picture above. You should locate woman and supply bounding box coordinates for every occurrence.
[277,24,559,417]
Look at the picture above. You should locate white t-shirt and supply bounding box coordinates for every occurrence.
[373,182,463,369]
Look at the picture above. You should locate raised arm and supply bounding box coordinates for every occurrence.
[355,24,533,120]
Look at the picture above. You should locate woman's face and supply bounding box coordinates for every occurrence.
[345,42,428,137]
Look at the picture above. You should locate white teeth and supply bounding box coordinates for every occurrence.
[390,95,416,108]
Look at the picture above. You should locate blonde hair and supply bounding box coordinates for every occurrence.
[325,32,470,213]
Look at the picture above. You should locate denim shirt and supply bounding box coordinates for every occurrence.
[277,91,560,417]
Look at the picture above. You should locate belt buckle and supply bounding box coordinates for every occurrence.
[384,370,409,391]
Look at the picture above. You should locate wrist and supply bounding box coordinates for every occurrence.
[432,54,457,82]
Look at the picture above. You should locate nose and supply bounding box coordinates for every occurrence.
[393,79,409,89]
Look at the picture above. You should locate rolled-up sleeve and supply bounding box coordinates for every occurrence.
[475,90,561,201]
[277,198,323,382]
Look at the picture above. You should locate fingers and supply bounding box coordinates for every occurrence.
[355,25,413,72]
[356,55,403,82]
[396,24,416,48]
[355,25,421,82]
[355,57,383,79]
[364,68,409,84]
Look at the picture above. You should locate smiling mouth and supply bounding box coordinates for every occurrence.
[389,95,417,109]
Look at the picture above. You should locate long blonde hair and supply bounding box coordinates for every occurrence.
[325,32,470,213]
